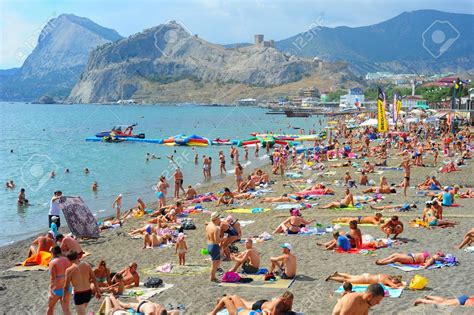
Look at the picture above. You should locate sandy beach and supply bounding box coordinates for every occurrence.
[1,150,473,315]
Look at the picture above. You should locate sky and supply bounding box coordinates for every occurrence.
[1,0,473,69]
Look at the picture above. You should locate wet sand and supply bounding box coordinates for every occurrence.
[0,151,473,314]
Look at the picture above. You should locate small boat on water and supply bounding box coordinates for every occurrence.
[212,138,232,145]
[95,124,145,138]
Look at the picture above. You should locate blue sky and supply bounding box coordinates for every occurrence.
[1,0,473,69]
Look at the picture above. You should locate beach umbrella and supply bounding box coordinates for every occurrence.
[423,117,439,124]
[410,109,425,117]
[360,118,378,127]
[406,117,420,124]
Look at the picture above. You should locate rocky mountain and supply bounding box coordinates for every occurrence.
[68,21,323,103]
[0,14,122,101]
[276,10,474,74]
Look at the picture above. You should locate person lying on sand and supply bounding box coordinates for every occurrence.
[268,243,296,279]
[414,295,474,307]
[329,161,352,168]
[326,272,404,288]
[217,187,234,206]
[455,228,474,249]
[209,291,294,315]
[147,209,177,224]
[332,283,385,315]
[333,213,384,225]
[362,186,396,194]
[380,216,404,239]
[150,202,184,217]
[230,238,260,274]
[27,231,55,259]
[259,194,303,203]
[375,251,446,268]
[111,263,139,289]
[370,203,417,212]
[143,230,172,249]
[319,188,354,209]
[273,209,314,234]
[99,295,180,315]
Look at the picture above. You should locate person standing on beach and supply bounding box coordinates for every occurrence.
[173,167,185,198]
[234,148,240,163]
[206,212,222,282]
[112,194,122,220]
[244,146,249,160]
[400,158,412,197]
[49,191,62,228]
[63,251,101,315]
[47,246,71,315]
[255,143,259,157]
[203,155,210,181]
[156,176,169,207]
[219,151,227,174]
[235,163,243,193]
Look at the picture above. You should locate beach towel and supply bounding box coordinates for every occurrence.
[286,172,303,179]
[220,274,295,289]
[59,196,100,238]
[335,243,380,254]
[378,167,403,171]
[120,283,173,299]
[239,220,255,227]
[142,264,209,276]
[331,205,363,211]
[21,251,52,267]
[274,204,303,211]
[387,260,458,272]
[335,284,404,298]
[335,222,379,227]
[8,264,49,272]
[226,208,270,214]
[287,227,327,236]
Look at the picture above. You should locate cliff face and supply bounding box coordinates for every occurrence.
[68,22,320,103]
[0,14,122,101]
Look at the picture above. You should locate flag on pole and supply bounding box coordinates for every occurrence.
[396,93,402,118]
[377,87,388,132]
[392,92,398,124]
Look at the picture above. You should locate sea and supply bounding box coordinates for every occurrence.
[0,103,326,246]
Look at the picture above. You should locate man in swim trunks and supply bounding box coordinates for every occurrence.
[56,234,84,259]
[47,246,72,315]
[63,251,101,315]
[269,243,296,279]
[332,283,385,315]
[28,231,55,259]
[112,263,139,288]
[326,271,404,288]
[414,295,474,307]
[375,251,446,267]
[400,158,412,197]
[380,216,403,239]
[362,186,396,194]
[370,203,417,212]
[173,167,185,198]
[333,213,384,225]
[319,188,354,209]
[230,238,261,274]
[206,212,222,282]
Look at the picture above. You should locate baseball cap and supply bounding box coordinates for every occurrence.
[51,216,59,221]
[280,243,292,251]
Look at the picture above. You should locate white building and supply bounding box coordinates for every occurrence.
[340,88,364,108]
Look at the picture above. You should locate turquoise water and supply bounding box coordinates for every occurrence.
[0,103,325,245]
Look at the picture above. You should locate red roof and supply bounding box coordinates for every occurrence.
[422,76,457,87]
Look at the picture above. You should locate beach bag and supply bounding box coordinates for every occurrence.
[409,275,428,290]
[221,271,241,283]
[144,277,163,288]
[443,254,456,264]
[182,221,196,230]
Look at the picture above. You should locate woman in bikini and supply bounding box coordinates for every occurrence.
[375,251,445,267]
[93,260,111,287]
[273,209,315,234]
[325,272,404,288]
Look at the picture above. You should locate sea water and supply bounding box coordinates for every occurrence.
[0,103,326,245]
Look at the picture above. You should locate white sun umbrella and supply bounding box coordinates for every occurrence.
[360,118,378,126]
[406,117,420,124]
[410,109,425,117]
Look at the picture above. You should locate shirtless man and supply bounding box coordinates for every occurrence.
[112,263,140,288]
[173,167,185,198]
[347,221,362,248]
[63,251,101,315]
[333,213,384,225]
[47,246,71,315]
[230,238,260,274]
[206,212,222,282]
[362,186,396,194]
[269,243,296,279]
[380,216,404,239]
[319,188,354,209]
[414,295,474,307]
[112,194,122,220]
[332,283,385,315]
[370,203,417,212]
[400,158,412,197]
[185,185,197,200]
[56,234,84,258]
[109,295,176,315]
[326,272,404,288]
[209,292,294,315]
[28,231,55,259]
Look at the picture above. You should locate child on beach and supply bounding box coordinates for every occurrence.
[175,233,188,265]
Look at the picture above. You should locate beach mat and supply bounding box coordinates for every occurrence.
[220,274,295,289]
[7,265,49,272]
[142,264,209,276]
[330,206,363,211]
[274,204,303,211]
[387,261,457,272]
[217,311,303,315]
[119,283,173,299]
[335,284,404,298]
[226,208,270,214]
[287,227,327,236]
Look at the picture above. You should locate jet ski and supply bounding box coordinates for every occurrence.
[96,123,145,138]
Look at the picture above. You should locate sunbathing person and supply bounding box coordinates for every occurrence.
[185,185,197,200]
[326,272,404,288]
[422,202,457,228]
[375,251,446,267]
[259,194,302,203]
[418,176,442,190]
[28,231,55,259]
[370,203,417,212]
[414,295,474,307]
[93,260,111,288]
[147,209,177,224]
[273,209,314,234]
[268,243,297,279]
[362,186,396,194]
[217,188,234,206]
[455,228,474,249]
[209,292,294,315]
[319,188,354,209]
[380,216,404,239]
[240,175,257,192]
[230,238,260,274]
[332,213,384,225]
[111,263,139,289]
[439,161,458,173]
[143,230,172,249]
[332,283,385,315]
[100,295,179,315]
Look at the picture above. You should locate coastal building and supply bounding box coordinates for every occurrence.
[339,88,364,108]
[298,87,320,98]
[301,97,319,107]
[402,95,428,110]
